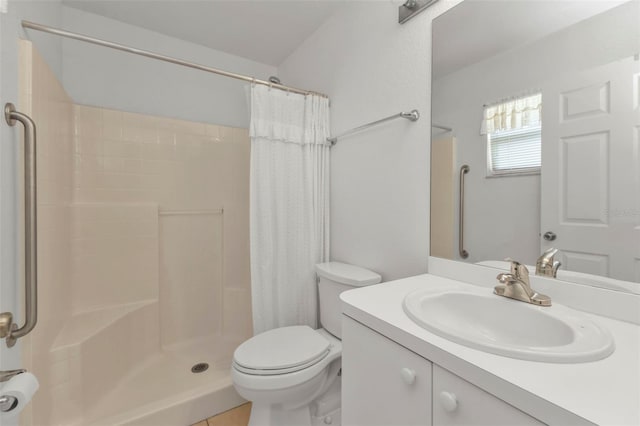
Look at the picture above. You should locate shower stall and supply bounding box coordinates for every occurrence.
[19,38,253,425]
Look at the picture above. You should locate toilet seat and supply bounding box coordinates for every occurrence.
[231,328,342,393]
[233,326,331,376]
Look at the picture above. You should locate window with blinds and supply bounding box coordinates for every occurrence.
[487,125,541,175]
[482,92,542,176]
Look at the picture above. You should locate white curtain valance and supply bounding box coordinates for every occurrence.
[250,84,330,145]
[480,93,542,135]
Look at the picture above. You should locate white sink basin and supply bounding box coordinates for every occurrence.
[403,287,615,363]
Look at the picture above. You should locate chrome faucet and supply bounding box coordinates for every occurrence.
[536,248,561,278]
[494,259,551,306]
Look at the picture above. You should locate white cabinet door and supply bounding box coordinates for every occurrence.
[342,316,432,426]
[433,365,543,426]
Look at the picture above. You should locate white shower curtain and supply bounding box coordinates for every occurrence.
[249,84,330,335]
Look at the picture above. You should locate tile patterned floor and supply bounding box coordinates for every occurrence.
[192,403,251,426]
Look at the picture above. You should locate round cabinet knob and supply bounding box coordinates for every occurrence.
[400,368,416,385]
[439,391,458,412]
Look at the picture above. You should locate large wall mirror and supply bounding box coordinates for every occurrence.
[431,0,640,293]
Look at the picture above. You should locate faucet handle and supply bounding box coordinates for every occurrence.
[516,263,530,282]
[539,247,558,261]
[536,248,561,277]
[504,258,524,277]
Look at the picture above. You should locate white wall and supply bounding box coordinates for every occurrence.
[279,1,462,281]
[61,6,277,128]
[0,0,65,393]
[432,1,639,267]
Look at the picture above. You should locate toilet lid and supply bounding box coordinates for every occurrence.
[233,326,331,372]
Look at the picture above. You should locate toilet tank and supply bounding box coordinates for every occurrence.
[315,262,381,338]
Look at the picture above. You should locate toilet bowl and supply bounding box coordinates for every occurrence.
[231,262,381,426]
[232,327,342,424]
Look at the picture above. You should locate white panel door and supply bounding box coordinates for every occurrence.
[541,56,640,282]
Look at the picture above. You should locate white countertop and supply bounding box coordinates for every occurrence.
[340,274,640,426]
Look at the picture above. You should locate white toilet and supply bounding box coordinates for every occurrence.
[231,262,381,426]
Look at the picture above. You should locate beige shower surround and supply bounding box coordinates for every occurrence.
[19,40,251,425]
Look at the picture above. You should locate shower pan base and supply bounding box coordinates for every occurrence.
[81,335,245,426]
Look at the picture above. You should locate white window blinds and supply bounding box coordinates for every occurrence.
[488,126,541,174]
[482,93,542,176]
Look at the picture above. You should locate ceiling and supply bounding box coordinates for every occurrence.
[62,0,345,66]
[61,0,629,75]
[433,0,628,80]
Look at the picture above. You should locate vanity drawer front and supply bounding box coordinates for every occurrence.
[433,365,544,426]
[342,315,432,426]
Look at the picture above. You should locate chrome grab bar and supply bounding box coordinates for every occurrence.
[1,103,38,348]
[458,165,469,259]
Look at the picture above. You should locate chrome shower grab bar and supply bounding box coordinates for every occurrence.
[1,103,38,348]
[327,110,420,145]
[459,165,469,259]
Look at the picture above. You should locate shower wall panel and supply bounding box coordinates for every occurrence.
[18,40,75,425]
[22,40,251,426]
[72,105,253,342]
[71,203,159,311]
[160,213,223,346]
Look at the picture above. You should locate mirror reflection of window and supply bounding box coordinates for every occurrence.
[482,93,542,176]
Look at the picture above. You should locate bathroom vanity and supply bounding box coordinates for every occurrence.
[339,265,640,426]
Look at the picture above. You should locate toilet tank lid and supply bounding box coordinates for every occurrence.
[315,262,382,287]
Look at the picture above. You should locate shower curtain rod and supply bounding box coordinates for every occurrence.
[21,20,328,99]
